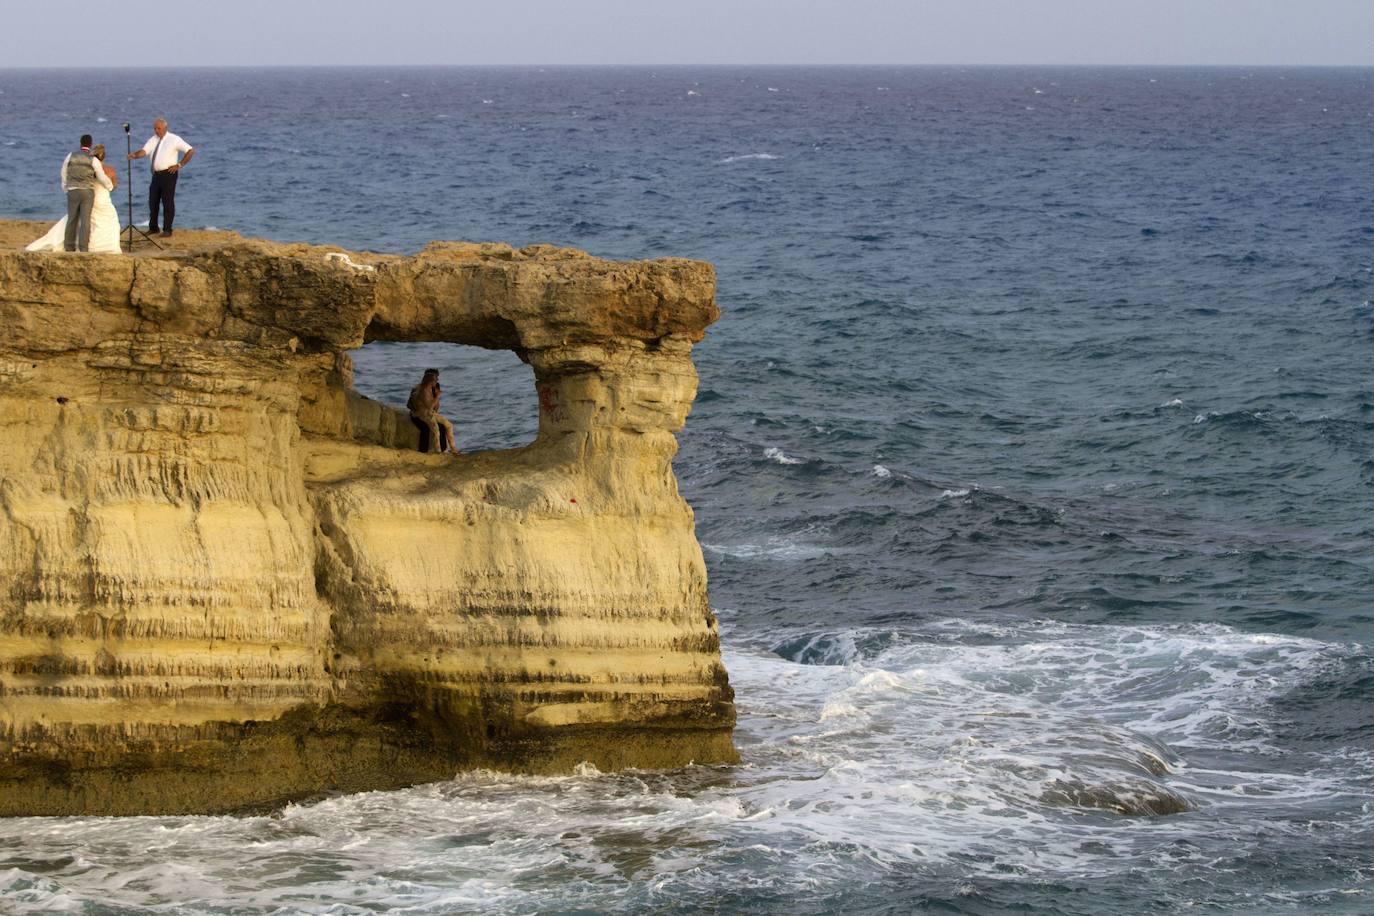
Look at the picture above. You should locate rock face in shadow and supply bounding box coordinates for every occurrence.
[0,227,735,815]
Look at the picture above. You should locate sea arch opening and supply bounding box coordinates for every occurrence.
[348,340,538,453]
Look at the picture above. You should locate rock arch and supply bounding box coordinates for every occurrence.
[0,228,735,815]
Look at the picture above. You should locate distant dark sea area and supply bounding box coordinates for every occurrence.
[2,65,1373,914]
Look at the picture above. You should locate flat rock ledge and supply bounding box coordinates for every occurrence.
[0,222,735,815]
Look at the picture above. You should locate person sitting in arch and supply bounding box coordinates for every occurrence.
[407,368,459,454]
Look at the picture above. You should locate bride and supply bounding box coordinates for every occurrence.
[27,144,123,254]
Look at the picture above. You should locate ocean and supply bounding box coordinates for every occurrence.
[1,65,1372,914]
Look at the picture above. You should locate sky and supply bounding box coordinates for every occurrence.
[3,0,1373,68]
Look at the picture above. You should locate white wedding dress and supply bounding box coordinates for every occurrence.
[27,177,123,254]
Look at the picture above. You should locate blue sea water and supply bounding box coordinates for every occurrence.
[2,66,1373,914]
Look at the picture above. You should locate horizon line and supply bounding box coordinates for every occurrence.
[3,62,1374,71]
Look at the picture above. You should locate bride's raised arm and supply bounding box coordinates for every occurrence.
[101,161,119,190]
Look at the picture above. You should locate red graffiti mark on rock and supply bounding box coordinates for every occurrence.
[538,386,559,414]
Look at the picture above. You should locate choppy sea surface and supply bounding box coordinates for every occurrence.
[2,66,1373,914]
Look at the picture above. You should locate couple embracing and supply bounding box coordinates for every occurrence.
[27,134,120,253]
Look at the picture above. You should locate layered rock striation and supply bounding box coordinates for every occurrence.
[0,224,735,815]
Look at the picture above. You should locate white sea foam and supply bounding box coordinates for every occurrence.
[871,465,891,478]
[718,153,780,164]
[939,487,970,499]
[763,446,802,465]
[1162,397,1185,407]
[819,700,863,721]
[702,538,832,561]
[0,620,1365,912]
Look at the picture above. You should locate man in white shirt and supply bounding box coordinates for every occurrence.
[60,133,114,251]
[127,118,194,237]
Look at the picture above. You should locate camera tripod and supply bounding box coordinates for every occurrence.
[119,123,161,252]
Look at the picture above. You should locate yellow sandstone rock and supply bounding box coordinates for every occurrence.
[0,223,736,815]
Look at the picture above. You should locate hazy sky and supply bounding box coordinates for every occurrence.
[4,0,1373,67]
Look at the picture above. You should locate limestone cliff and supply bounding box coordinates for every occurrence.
[0,222,735,815]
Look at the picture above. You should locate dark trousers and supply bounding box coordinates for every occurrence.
[149,170,178,232]
[410,416,450,453]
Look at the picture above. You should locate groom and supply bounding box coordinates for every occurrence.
[60,134,113,252]
[127,118,194,237]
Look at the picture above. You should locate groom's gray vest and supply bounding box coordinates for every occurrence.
[65,150,99,190]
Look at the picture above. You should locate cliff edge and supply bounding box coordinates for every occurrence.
[0,223,736,815]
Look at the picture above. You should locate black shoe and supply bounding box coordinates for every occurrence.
[159,231,173,237]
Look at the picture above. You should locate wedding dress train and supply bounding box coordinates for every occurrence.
[27,184,123,253]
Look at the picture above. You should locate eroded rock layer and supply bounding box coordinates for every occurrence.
[0,225,734,815]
